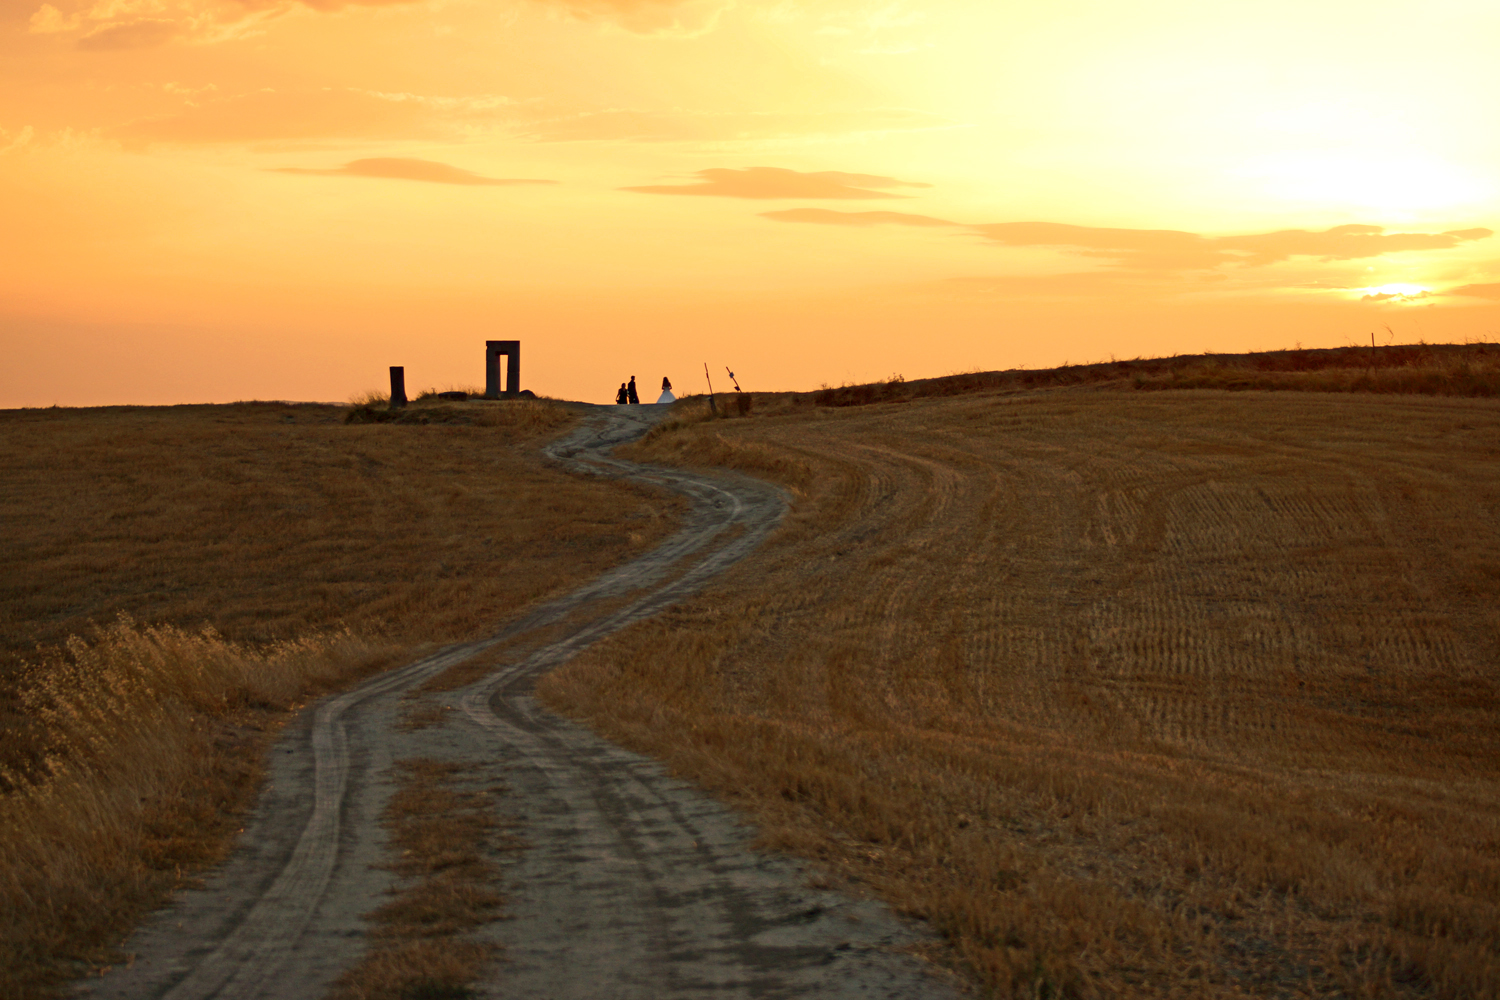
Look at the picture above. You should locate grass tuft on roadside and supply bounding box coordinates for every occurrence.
[330,759,519,1000]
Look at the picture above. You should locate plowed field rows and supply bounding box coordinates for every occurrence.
[540,389,1500,998]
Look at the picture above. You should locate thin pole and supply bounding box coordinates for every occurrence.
[704,362,717,416]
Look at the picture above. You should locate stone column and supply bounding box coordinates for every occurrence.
[389,366,407,409]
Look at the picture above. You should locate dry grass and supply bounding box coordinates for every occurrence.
[633,397,815,495]
[345,393,556,425]
[1,399,681,770]
[397,702,454,732]
[0,398,676,669]
[0,617,401,997]
[330,758,520,1000]
[539,383,1500,998]
[0,397,681,999]
[797,342,1500,408]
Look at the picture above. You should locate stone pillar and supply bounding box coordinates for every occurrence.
[389,366,407,409]
[485,341,521,398]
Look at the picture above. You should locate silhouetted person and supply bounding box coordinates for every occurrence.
[662,376,672,393]
[627,376,639,405]
[658,377,676,405]
[616,382,628,405]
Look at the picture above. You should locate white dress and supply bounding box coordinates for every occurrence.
[656,389,676,404]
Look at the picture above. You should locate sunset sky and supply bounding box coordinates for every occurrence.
[4,0,1499,405]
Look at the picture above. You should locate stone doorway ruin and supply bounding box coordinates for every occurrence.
[485,340,520,398]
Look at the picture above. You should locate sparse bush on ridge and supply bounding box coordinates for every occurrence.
[347,389,391,409]
[344,395,569,427]
[412,384,484,402]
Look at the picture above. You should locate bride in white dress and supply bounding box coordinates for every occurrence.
[657,376,675,404]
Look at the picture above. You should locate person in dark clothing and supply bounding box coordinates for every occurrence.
[627,376,639,405]
[616,382,628,404]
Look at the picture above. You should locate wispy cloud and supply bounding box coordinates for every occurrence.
[1361,288,1431,303]
[541,0,731,36]
[968,221,1210,269]
[971,222,1493,269]
[111,89,494,146]
[75,17,182,50]
[782,2,932,56]
[517,107,956,143]
[1449,282,1500,300]
[269,157,556,186]
[107,87,950,148]
[0,126,36,156]
[29,0,288,49]
[623,166,930,199]
[26,0,733,49]
[760,207,953,226]
[764,208,1494,271]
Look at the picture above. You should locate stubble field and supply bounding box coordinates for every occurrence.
[539,388,1500,998]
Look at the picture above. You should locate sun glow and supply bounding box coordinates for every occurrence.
[1238,154,1491,216]
[2,0,1499,405]
[1357,283,1431,302]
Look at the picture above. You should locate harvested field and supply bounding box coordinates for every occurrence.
[0,399,676,666]
[539,387,1500,998]
[0,397,681,999]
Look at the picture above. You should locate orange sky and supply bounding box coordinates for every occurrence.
[3,0,1499,405]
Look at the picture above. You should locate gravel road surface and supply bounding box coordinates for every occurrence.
[81,404,962,1000]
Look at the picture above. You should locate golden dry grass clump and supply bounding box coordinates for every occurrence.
[0,396,681,999]
[540,386,1500,999]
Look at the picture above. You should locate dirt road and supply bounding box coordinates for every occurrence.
[81,405,960,1000]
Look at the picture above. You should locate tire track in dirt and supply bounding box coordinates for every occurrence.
[82,405,961,1000]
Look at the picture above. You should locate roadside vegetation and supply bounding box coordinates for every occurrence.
[0,397,680,999]
[0,619,398,996]
[539,370,1500,998]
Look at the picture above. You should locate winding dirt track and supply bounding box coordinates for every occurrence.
[82,405,960,1000]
